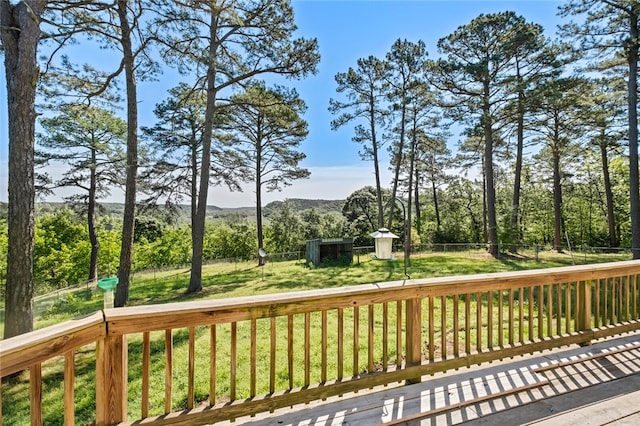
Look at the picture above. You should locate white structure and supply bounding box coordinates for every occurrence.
[370,228,399,260]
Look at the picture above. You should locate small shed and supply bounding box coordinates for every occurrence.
[306,238,353,267]
[370,228,399,260]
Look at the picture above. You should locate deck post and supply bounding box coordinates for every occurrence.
[96,333,128,425]
[577,280,592,343]
[405,298,422,384]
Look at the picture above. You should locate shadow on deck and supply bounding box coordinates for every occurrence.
[232,331,640,426]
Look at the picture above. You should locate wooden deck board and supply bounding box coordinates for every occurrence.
[225,331,640,426]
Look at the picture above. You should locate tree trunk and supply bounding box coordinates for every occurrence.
[88,148,99,281]
[188,12,219,294]
[628,12,640,259]
[115,0,138,307]
[483,83,499,257]
[432,180,440,231]
[2,0,46,339]
[510,88,525,251]
[370,103,384,229]
[552,144,563,252]
[256,143,265,266]
[404,115,417,272]
[482,163,488,243]
[599,138,619,247]
[414,167,421,235]
[387,102,406,229]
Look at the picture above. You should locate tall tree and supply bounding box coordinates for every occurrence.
[1,0,47,338]
[560,0,640,258]
[503,32,561,248]
[434,12,535,257]
[38,105,126,281]
[141,83,238,222]
[385,39,428,230]
[44,0,158,306]
[584,78,626,247]
[400,79,442,258]
[155,0,319,293]
[330,56,390,229]
[415,133,451,234]
[224,82,310,264]
[529,77,590,251]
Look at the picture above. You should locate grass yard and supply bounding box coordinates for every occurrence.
[1,249,633,424]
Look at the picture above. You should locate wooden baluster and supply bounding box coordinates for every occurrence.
[488,290,494,348]
[519,287,524,343]
[565,284,571,333]
[537,285,544,339]
[629,275,638,320]
[547,285,553,337]
[428,296,434,362]
[231,323,237,400]
[476,292,482,351]
[528,286,534,341]
[604,278,609,326]
[164,330,172,414]
[440,295,446,360]
[141,332,150,418]
[64,350,75,426]
[31,363,42,426]
[368,305,374,374]
[618,276,624,322]
[321,310,328,382]
[251,319,257,398]
[595,279,601,328]
[304,313,310,387]
[287,316,294,389]
[625,275,630,321]
[188,327,195,409]
[556,284,562,336]
[465,293,471,354]
[338,308,344,380]
[210,325,216,405]
[453,294,459,357]
[382,303,388,370]
[509,288,515,345]
[353,306,359,377]
[396,301,402,370]
[498,290,503,347]
[269,318,276,394]
[611,278,617,324]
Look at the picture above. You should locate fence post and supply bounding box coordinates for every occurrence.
[405,298,422,384]
[96,333,128,425]
[576,280,592,344]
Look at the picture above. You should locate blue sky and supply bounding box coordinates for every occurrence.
[0,0,566,207]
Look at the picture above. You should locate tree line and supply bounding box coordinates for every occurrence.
[2,0,638,338]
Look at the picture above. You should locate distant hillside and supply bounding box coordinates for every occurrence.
[263,199,345,216]
[22,199,345,220]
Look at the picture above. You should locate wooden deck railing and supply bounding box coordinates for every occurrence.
[2,260,640,425]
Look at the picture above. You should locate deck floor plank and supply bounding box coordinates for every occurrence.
[223,332,640,426]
